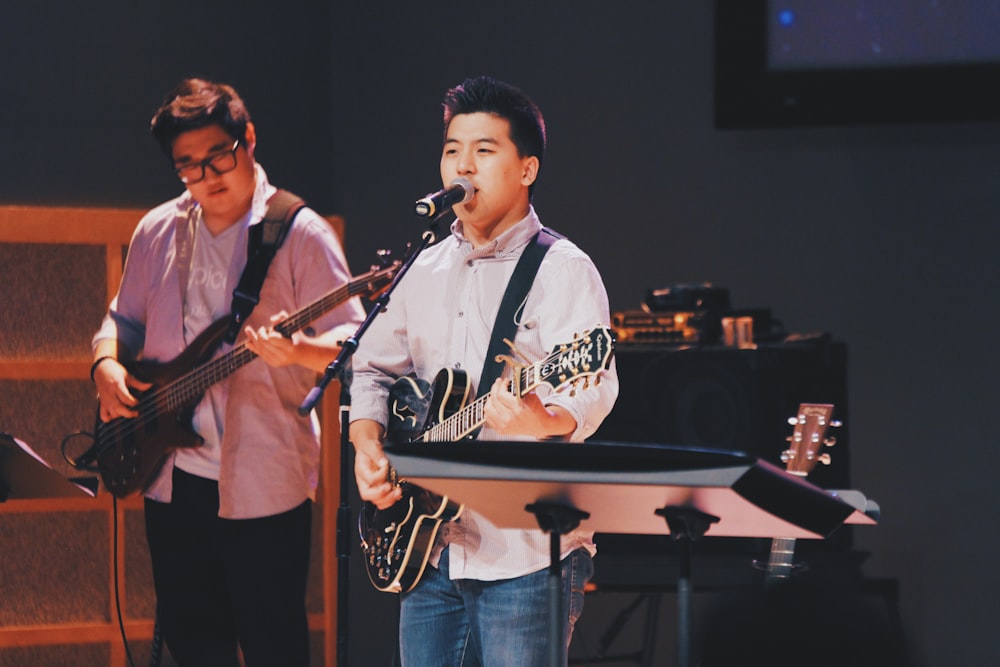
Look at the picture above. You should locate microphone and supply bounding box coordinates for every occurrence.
[414,178,474,218]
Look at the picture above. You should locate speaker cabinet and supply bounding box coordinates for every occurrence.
[593,339,849,489]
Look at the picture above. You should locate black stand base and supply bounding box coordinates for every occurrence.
[655,506,719,667]
[527,501,591,667]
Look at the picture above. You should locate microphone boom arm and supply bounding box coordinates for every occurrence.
[297,224,441,415]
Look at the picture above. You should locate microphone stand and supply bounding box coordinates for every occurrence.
[298,221,442,667]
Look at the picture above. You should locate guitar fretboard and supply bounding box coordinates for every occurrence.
[765,537,798,581]
[415,339,595,443]
[417,365,532,442]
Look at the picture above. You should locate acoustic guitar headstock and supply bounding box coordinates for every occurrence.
[781,403,840,477]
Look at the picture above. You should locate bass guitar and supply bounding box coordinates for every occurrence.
[358,326,615,593]
[64,261,400,498]
[760,402,839,583]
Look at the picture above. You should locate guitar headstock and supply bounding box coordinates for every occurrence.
[346,258,403,306]
[781,403,840,477]
[536,326,615,394]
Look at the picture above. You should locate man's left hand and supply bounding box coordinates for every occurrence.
[483,377,576,439]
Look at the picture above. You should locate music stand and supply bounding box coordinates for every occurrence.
[383,440,878,667]
[1,432,98,501]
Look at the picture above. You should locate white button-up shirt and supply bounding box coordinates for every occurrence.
[350,207,619,580]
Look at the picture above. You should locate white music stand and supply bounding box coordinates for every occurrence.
[383,440,878,667]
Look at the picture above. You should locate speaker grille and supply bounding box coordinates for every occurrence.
[594,340,849,489]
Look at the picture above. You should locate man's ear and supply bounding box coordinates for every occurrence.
[521,155,540,187]
[244,122,257,159]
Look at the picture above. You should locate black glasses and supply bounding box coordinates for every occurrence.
[174,140,240,184]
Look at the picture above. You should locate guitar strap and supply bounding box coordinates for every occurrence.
[475,226,564,399]
[223,189,306,344]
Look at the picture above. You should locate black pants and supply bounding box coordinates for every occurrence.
[144,468,312,667]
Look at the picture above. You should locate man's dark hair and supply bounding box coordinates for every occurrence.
[442,76,546,196]
[150,78,251,158]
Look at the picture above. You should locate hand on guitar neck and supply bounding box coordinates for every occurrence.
[480,377,578,439]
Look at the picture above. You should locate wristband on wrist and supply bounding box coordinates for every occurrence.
[89,356,116,383]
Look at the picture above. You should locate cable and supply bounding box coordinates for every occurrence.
[112,495,139,667]
[149,611,163,667]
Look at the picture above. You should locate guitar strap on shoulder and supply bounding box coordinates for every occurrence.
[224,189,306,344]
[476,226,564,399]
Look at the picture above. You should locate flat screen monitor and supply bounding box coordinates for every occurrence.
[715,0,1000,128]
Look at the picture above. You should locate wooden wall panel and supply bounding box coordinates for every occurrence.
[0,243,107,359]
[0,379,99,481]
[0,643,110,666]
[0,206,344,666]
[0,511,109,625]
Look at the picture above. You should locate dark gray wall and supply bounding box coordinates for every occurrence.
[3,2,999,665]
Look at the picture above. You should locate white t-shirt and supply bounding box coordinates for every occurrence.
[174,212,246,479]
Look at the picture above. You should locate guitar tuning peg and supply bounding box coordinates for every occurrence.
[818,453,832,466]
[824,436,837,447]
[787,416,798,426]
[830,419,843,428]
[780,450,793,463]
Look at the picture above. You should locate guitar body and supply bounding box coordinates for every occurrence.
[359,368,472,593]
[359,482,464,593]
[92,317,230,497]
[387,368,473,443]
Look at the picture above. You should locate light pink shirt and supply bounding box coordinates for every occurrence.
[350,208,619,580]
[94,165,366,518]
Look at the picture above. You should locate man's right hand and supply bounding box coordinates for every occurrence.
[93,358,152,422]
[350,418,403,509]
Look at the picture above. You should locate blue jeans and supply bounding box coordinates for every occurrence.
[398,546,594,667]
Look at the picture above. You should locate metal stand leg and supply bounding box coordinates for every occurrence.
[654,506,719,667]
[527,501,591,667]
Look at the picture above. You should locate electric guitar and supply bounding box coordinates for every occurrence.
[760,403,839,583]
[358,326,615,593]
[65,261,401,498]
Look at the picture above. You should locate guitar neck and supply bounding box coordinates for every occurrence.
[273,279,366,337]
[419,394,488,442]
[158,268,393,413]
[417,358,557,441]
[762,402,837,585]
[417,370,536,442]
[765,537,798,582]
[166,344,256,409]
[412,327,611,443]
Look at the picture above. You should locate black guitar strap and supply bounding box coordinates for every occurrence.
[476,226,564,399]
[224,189,306,344]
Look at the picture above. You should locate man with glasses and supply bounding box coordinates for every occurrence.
[90,78,365,666]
